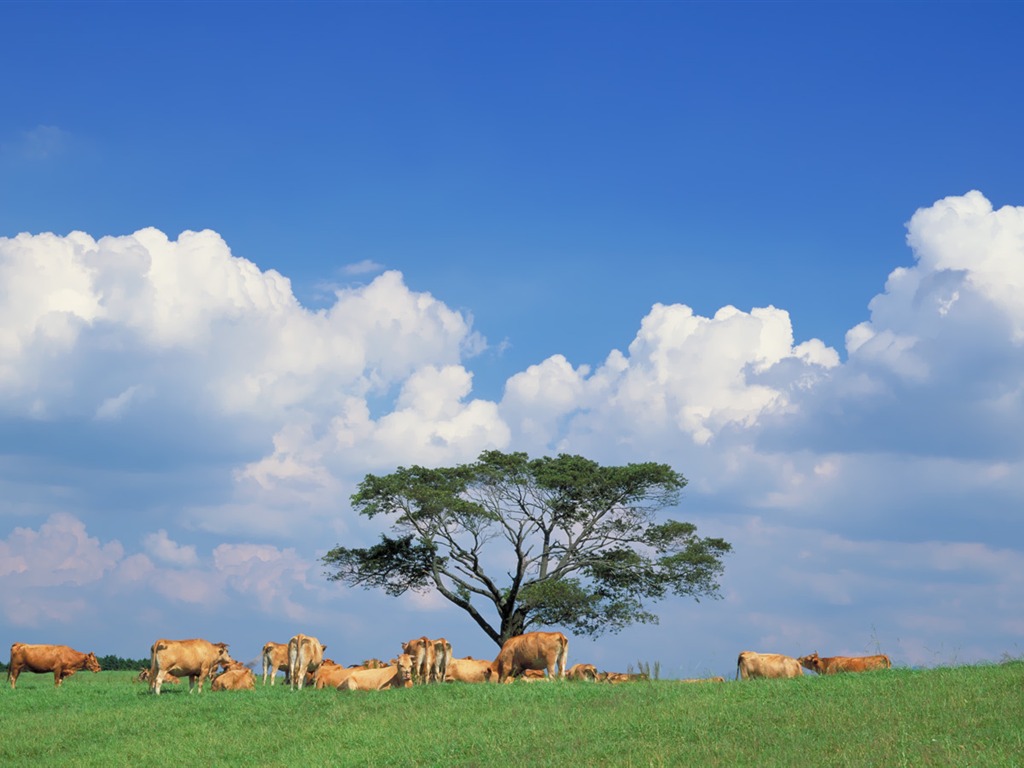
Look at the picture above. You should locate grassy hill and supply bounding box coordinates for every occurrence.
[2,663,1022,766]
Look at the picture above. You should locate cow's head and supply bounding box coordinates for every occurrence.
[213,642,234,667]
[797,653,822,673]
[85,653,101,673]
[395,653,414,687]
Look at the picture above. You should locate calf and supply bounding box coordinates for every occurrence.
[445,657,494,684]
[262,641,291,686]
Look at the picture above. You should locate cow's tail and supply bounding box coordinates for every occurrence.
[261,645,270,685]
[559,634,569,679]
[735,653,743,681]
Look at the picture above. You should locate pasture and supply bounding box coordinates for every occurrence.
[2,663,1022,766]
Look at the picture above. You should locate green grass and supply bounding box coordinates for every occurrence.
[2,664,1022,767]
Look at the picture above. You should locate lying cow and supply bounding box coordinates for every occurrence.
[212,662,256,691]
[567,663,599,681]
[798,652,892,674]
[736,651,802,680]
[492,631,568,683]
[288,634,326,691]
[262,641,291,686]
[338,655,413,691]
[136,667,180,685]
[680,676,726,683]
[445,657,493,684]
[149,638,233,694]
[7,643,101,689]
[599,672,650,683]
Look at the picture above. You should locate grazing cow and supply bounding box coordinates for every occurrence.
[680,676,726,683]
[432,638,452,684]
[288,634,326,691]
[212,663,256,691]
[567,663,599,681]
[736,651,802,680]
[445,657,494,684]
[262,641,291,686]
[492,631,569,683]
[7,643,101,689]
[149,638,233,694]
[797,652,892,675]
[338,655,413,691]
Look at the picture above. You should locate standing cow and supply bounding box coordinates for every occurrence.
[287,634,326,691]
[7,643,101,689]
[149,638,233,694]
[736,651,802,680]
[262,641,291,686]
[492,631,569,683]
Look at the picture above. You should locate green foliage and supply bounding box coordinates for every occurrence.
[2,666,1023,766]
[96,655,150,671]
[324,450,731,646]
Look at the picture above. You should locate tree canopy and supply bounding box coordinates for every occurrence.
[322,450,731,647]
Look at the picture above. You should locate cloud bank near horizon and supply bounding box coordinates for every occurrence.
[2,191,1023,667]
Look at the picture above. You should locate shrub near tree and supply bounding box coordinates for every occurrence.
[323,450,732,646]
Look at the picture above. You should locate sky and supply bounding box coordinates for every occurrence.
[2,1,1023,680]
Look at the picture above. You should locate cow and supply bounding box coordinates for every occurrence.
[492,631,568,683]
[149,638,233,694]
[736,651,802,680]
[567,663,599,681]
[314,661,365,690]
[797,652,892,675]
[599,672,649,683]
[7,643,101,689]
[401,637,435,684]
[287,634,326,691]
[262,641,291,686]
[338,655,413,691]
[432,638,452,684]
[211,663,256,691]
[444,657,494,684]
[680,676,726,683]
[135,667,180,685]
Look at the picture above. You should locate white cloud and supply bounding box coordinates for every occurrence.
[342,259,385,276]
[143,529,199,567]
[0,513,122,586]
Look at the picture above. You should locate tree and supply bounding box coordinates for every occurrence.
[322,450,731,647]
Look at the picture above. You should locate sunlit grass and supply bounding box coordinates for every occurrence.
[2,664,1022,766]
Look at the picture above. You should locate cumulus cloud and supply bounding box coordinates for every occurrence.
[143,529,199,567]
[2,192,1024,668]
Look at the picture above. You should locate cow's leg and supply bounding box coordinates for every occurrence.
[8,664,20,689]
[53,665,64,687]
[153,670,164,695]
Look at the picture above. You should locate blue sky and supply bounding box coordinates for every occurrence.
[2,2,1023,678]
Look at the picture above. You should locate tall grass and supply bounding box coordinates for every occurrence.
[2,663,1022,766]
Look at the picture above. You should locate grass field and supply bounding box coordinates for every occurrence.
[2,663,1022,767]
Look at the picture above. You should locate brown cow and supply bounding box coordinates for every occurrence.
[338,655,413,691]
[262,641,291,686]
[287,634,326,691]
[401,637,435,684]
[599,672,650,683]
[432,638,452,684]
[445,657,494,684]
[797,652,892,674]
[492,631,568,683]
[135,667,181,685]
[567,663,599,681]
[680,676,726,683]
[736,651,802,680]
[211,663,256,691]
[314,662,366,690]
[7,643,101,689]
[149,638,233,694]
